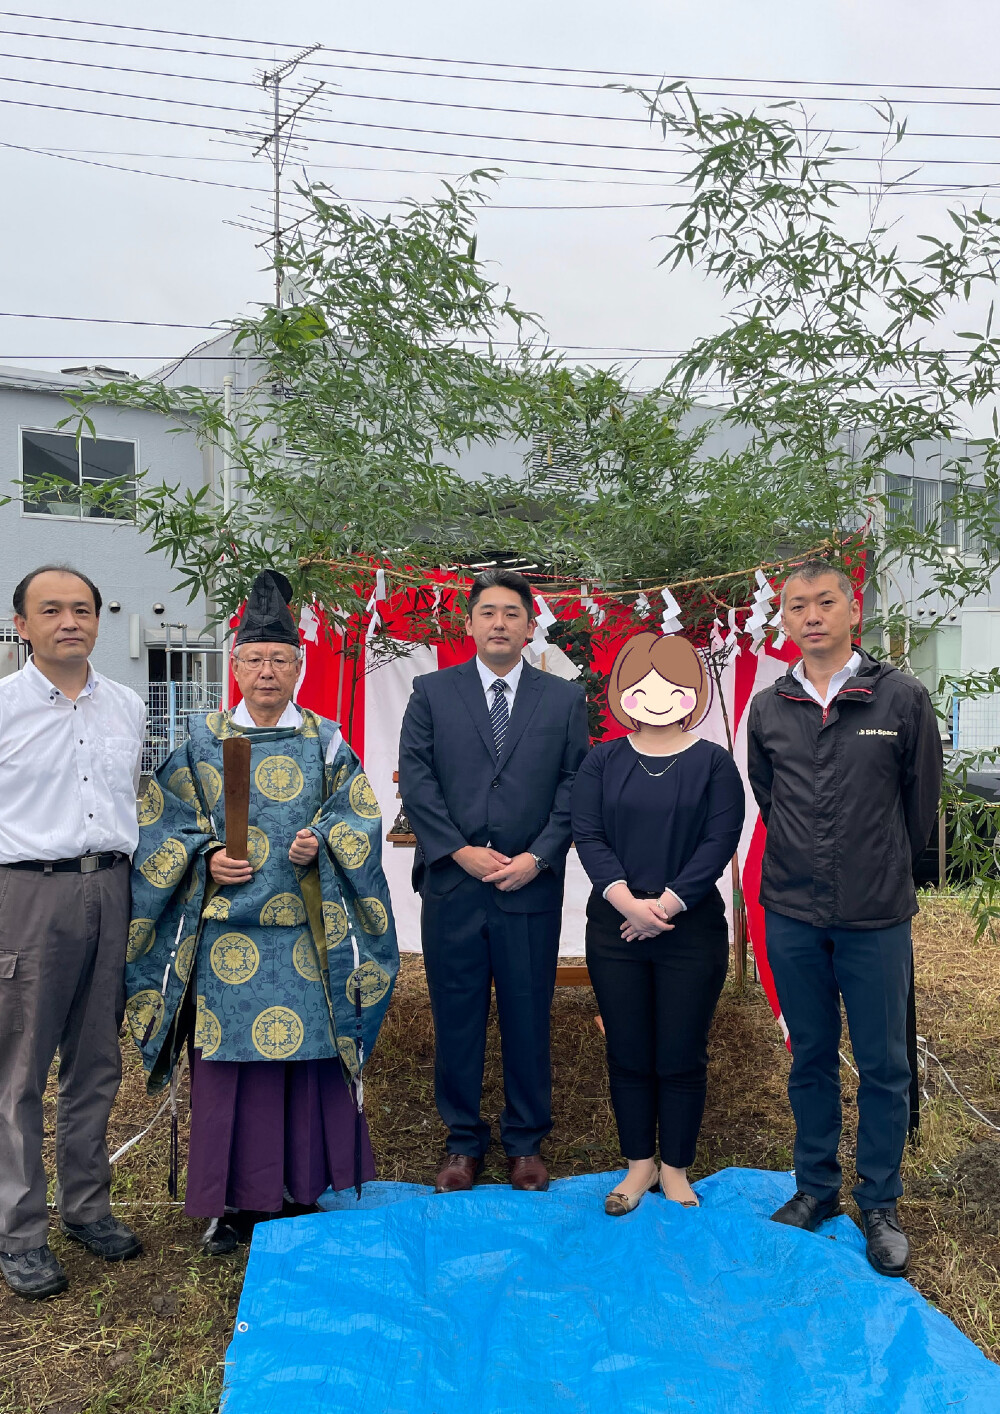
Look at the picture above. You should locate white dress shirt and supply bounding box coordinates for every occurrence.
[475,653,523,705]
[792,650,862,708]
[0,658,146,863]
[232,697,342,763]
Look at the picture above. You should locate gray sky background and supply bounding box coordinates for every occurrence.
[4,0,1000,406]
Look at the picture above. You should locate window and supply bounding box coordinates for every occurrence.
[912,477,941,535]
[20,428,136,521]
[885,472,912,530]
[529,432,583,491]
[0,622,26,680]
[939,480,958,549]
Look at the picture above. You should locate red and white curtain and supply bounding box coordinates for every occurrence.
[228,570,860,1030]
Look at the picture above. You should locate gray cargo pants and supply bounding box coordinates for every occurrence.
[0,858,129,1253]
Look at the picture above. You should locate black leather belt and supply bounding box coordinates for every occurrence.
[4,852,125,874]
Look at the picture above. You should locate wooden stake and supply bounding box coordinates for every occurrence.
[731,853,747,991]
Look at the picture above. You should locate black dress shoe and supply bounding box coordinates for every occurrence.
[771,1190,841,1230]
[60,1215,142,1261]
[860,1207,910,1278]
[280,1199,321,1219]
[0,1245,68,1300]
[201,1210,275,1255]
[201,1219,240,1256]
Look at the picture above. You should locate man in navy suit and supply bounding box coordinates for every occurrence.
[399,570,590,1193]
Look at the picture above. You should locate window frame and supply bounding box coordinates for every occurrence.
[18,424,138,524]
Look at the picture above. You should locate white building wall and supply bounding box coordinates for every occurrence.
[0,369,214,696]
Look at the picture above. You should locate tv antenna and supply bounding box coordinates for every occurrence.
[256,44,324,307]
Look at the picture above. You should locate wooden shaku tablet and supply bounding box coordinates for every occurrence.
[222,735,252,861]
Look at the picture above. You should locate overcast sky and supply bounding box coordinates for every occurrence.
[4,1,1000,402]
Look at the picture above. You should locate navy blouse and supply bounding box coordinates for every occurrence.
[571,736,746,908]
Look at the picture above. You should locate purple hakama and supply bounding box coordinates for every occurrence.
[185,1049,375,1217]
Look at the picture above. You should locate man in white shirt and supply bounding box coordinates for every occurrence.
[0,565,146,1299]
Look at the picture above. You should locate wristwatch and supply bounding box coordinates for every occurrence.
[531,854,550,871]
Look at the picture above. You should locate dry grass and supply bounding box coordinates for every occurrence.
[2,899,998,1412]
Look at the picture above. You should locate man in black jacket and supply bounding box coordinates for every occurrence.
[398,570,589,1194]
[747,560,942,1277]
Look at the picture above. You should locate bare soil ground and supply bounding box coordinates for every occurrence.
[2,894,998,1413]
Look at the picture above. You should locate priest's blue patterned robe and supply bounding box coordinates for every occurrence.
[126,707,398,1093]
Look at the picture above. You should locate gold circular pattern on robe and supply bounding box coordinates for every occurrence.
[327,821,371,870]
[348,774,381,821]
[346,960,392,1009]
[167,766,198,804]
[139,837,189,890]
[194,996,222,1058]
[331,762,351,793]
[202,893,231,921]
[336,1035,358,1075]
[127,918,156,962]
[136,780,164,827]
[195,761,223,809]
[322,900,349,946]
[246,827,270,872]
[355,897,389,937]
[292,931,322,982]
[252,1006,304,1059]
[299,710,320,738]
[260,892,307,928]
[126,989,165,1044]
[210,932,260,986]
[174,932,197,984]
[205,710,234,740]
[255,755,305,803]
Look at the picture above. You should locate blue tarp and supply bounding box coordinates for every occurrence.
[222,1168,1000,1413]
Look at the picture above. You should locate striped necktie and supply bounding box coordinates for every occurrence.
[489,678,510,757]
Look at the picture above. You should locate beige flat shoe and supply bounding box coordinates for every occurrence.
[659,1164,700,1208]
[604,1166,660,1217]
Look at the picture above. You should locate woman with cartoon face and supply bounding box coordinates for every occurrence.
[571,632,745,1214]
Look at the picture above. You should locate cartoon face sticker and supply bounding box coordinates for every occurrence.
[620,669,698,727]
[607,631,709,732]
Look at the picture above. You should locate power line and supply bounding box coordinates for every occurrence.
[0,24,278,63]
[0,310,220,328]
[11,77,1000,178]
[10,19,1000,112]
[8,134,1000,205]
[0,140,270,192]
[12,46,1000,116]
[2,332,991,360]
[14,71,1000,156]
[11,13,1000,98]
[12,91,1000,177]
[0,47,257,86]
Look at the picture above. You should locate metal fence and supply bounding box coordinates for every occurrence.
[952,691,1000,752]
[143,681,223,773]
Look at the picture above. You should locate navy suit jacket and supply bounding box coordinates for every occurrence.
[398,656,590,914]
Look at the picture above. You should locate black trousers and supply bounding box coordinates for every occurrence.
[421,875,560,1158]
[585,888,729,1167]
[764,910,913,1210]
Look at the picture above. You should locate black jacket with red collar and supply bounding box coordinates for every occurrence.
[747,648,943,930]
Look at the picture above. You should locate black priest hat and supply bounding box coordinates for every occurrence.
[234,570,299,648]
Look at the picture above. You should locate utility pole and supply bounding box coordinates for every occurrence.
[257,45,323,307]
